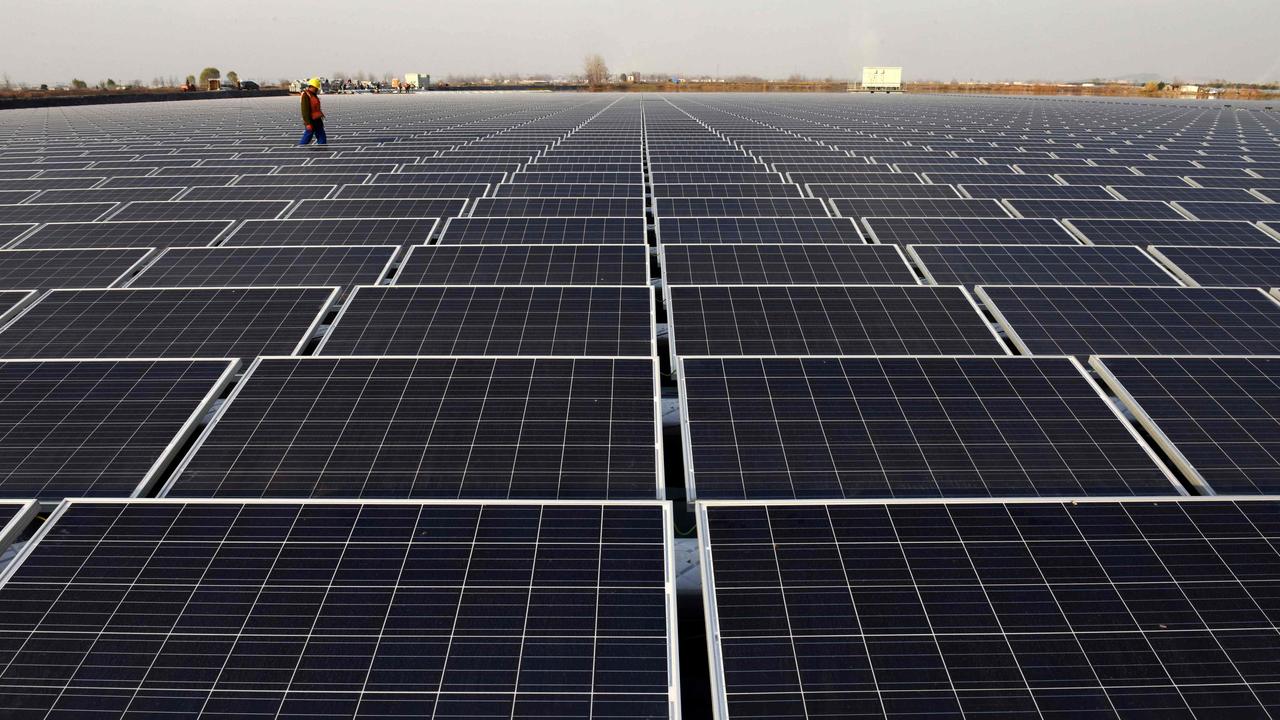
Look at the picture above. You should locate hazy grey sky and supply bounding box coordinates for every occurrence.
[4,0,1278,84]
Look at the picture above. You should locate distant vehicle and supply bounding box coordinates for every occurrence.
[240,81,260,91]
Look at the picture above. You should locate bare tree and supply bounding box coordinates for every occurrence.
[584,54,608,89]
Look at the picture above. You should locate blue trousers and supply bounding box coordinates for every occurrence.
[298,118,327,145]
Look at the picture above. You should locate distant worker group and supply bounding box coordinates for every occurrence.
[298,78,326,146]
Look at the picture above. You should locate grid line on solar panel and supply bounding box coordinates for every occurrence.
[698,496,1280,720]
[395,245,649,285]
[0,287,338,359]
[680,355,1181,500]
[1092,355,1280,495]
[125,245,399,289]
[221,218,438,247]
[1005,198,1188,220]
[655,218,865,245]
[437,217,645,245]
[862,217,1081,246]
[286,198,467,219]
[0,498,676,718]
[666,285,1008,358]
[0,358,238,500]
[661,244,918,285]
[1146,245,1280,288]
[0,248,156,289]
[163,357,663,499]
[976,285,1280,356]
[318,285,656,357]
[1062,219,1280,247]
[831,198,1011,220]
[908,244,1182,287]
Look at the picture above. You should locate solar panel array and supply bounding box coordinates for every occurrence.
[3,91,1280,719]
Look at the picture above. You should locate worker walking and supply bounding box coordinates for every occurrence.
[298,78,327,146]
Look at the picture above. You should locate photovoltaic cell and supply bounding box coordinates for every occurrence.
[127,246,397,289]
[1094,355,1280,494]
[437,217,645,245]
[1064,219,1280,247]
[0,498,676,717]
[395,245,649,285]
[701,497,1280,719]
[978,285,1280,356]
[661,244,917,285]
[832,198,1010,220]
[0,359,236,499]
[680,356,1179,499]
[319,286,654,357]
[0,287,336,359]
[0,248,154,289]
[287,198,467,219]
[667,285,1005,357]
[167,357,661,499]
[863,217,1079,246]
[11,220,234,250]
[656,217,864,245]
[222,218,438,247]
[909,244,1180,287]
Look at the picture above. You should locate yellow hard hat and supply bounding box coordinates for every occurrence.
[307,77,322,89]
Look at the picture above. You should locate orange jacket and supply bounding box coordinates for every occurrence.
[300,90,324,124]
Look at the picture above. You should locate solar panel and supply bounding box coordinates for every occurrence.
[33,187,187,204]
[700,496,1280,719]
[1107,185,1262,203]
[808,183,961,199]
[1174,201,1280,223]
[681,356,1179,499]
[223,218,438,247]
[1064,218,1280,247]
[0,177,104,191]
[0,191,43,206]
[958,184,1115,200]
[235,172,371,186]
[318,286,655,357]
[180,184,337,201]
[12,220,234,250]
[287,198,467,219]
[652,184,803,198]
[471,198,644,217]
[0,202,117,223]
[0,223,35,246]
[832,198,1010,220]
[371,171,507,185]
[650,172,785,184]
[1006,199,1186,220]
[1093,355,1280,494]
[661,244,917,285]
[655,198,830,218]
[336,183,492,200]
[1256,189,1280,202]
[863,217,1081,245]
[0,287,336,359]
[109,200,291,222]
[166,356,661,498]
[923,172,1058,185]
[667,285,1005,357]
[0,248,154,289]
[495,183,644,198]
[0,498,676,716]
[977,285,1280,356]
[127,245,397,289]
[395,245,649,285]
[101,174,236,188]
[909,244,1181,287]
[0,290,37,325]
[508,172,640,184]
[656,217,864,245]
[437,217,645,245]
[0,359,237,499]
[1143,245,1280,288]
